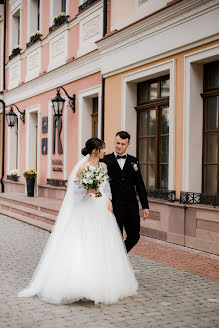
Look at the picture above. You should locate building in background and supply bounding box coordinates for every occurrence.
[98,0,219,254]
[3,0,105,199]
[1,0,219,254]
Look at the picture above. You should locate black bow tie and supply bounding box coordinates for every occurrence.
[116,155,127,160]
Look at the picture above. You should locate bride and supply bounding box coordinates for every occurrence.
[18,138,138,305]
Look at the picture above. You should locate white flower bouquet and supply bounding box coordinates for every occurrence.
[80,165,108,197]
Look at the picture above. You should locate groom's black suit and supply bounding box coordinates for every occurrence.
[103,153,149,252]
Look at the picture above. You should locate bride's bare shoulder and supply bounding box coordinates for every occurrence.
[100,162,107,172]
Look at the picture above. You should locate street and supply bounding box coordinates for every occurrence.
[0,214,219,328]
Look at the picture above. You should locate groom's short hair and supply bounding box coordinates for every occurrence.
[116,131,130,141]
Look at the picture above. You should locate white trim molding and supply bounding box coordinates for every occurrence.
[98,0,219,77]
[78,85,102,159]
[182,44,219,192]
[121,59,176,190]
[25,105,41,195]
[47,101,52,179]
[4,50,100,106]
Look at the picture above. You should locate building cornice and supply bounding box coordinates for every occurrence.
[97,0,217,52]
[3,50,101,106]
[97,0,219,76]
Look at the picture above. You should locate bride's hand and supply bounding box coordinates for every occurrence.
[87,188,100,194]
[108,200,113,213]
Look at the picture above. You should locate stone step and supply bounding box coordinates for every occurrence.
[0,194,59,216]
[0,200,57,225]
[0,208,53,232]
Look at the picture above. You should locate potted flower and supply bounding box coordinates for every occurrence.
[9,45,21,60]
[23,168,37,197]
[30,30,41,42]
[7,169,19,181]
[53,12,66,24]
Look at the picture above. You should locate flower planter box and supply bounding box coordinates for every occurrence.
[9,48,21,60]
[49,15,69,33]
[26,34,42,48]
[7,175,19,182]
[79,0,98,12]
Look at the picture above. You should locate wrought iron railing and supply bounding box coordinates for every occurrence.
[147,188,176,202]
[180,191,219,208]
[79,0,98,12]
[47,179,67,187]
[49,15,69,33]
[26,34,42,48]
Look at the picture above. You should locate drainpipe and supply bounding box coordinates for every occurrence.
[0,99,5,193]
[101,0,107,140]
[0,0,7,192]
[3,0,6,91]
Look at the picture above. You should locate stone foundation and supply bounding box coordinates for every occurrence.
[141,200,219,255]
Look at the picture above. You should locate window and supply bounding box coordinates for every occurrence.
[136,75,170,189]
[202,60,219,194]
[91,97,98,138]
[62,0,66,12]
[11,9,21,49]
[29,0,41,36]
[52,0,66,18]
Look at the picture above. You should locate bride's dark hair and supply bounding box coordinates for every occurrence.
[81,138,105,156]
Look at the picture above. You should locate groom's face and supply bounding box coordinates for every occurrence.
[114,136,130,155]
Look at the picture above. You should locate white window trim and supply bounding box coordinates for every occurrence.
[27,0,42,40]
[10,4,22,53]
[78,85,102,160]
[121,59,176,190]
[183,44,219,192]
[25,105,41,195]
[7,110,20,175]
[47,101,52,179]
[50,0,70,27]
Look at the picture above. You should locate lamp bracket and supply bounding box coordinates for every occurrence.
[57,86,76,113]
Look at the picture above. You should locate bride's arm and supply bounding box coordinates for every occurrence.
[100,163,113,212]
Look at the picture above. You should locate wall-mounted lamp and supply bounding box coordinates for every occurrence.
[6,104,25,127]
[51,86,76,117]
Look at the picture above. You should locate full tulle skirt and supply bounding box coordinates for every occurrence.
[18,192,138,304]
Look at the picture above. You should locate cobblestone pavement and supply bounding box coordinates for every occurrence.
[1,214,219,328]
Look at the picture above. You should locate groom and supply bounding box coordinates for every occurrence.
[103,131,150,252]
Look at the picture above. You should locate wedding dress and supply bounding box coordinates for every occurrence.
[18,155,138,304]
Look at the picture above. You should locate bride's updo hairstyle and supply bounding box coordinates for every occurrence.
[81,138,105,156]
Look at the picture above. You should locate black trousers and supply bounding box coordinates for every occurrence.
[114,204,140,253]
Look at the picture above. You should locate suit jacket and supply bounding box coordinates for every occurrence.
[103,153,149,211]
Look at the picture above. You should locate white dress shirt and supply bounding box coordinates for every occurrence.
[114,152,127,170]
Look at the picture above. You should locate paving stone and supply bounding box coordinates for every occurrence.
[0,214,219,328]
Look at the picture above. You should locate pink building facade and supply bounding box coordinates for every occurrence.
[2,0,106,198]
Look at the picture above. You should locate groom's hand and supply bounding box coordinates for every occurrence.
[142,209,150,220]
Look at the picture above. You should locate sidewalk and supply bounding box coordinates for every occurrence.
[131,235,219,283]
[0,214,219,328]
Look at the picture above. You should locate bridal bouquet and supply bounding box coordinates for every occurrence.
[80,165,108,197]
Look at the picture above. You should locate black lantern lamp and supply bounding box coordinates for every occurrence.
[6,106,17,127]
[51,87,76,117]
[6,104,25,127]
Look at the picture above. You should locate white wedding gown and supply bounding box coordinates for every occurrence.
[18,155,138,304]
